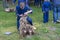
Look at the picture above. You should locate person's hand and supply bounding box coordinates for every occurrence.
[19,14,23,17]
[24,12,28,16]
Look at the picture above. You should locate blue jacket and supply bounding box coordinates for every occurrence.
[42,1,51,12]
[16,5,32,16]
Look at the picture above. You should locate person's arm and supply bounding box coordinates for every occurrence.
[24,6,33,16]
[24,10,32,14]
[24,10,32,16]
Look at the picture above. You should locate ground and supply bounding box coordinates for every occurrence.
[0,1,60,40]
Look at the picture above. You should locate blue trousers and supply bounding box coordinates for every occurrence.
[53,6,60,22]
[13,0,16,4]
[34,0,41,6]
[43,11,49,23]
[53,7,57,22]
[17,16,33,30]
[57,6,60,20]
[25,0,29,6]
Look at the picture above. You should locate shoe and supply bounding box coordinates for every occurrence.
[57,20,60,23]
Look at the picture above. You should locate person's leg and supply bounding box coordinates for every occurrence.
[26,16,33,25]
[39,0,42,6]
[43,11,49,23]
[38,0,41,7]
[34,0,36,6]
[18,0,21,5]
[3,0,8,8]
[17,16,20,31]
[34,0,38,6]
[25,0,29,6]
[36,0,39,7]
[53,7,58,23]
[57,7,60,21]
[46,12,49,22]
[43,12,45,23]
[12,0,16,5]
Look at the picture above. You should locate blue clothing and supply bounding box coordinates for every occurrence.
[43,11,49,23]
[42,1,51,23]
[57,7,60,20]
[53,0,60,5]
[16,5,33,30]
[34,0,41,6]
[16,5,31,15]
[34,0,38,5]
[13,0,16,4]
[52,0,60,22]
[53,6,60,22]
[25,0,29,5]
[42,1,51,12]
[53,7,58,22]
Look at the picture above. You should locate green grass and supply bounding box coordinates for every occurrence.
[0,2,60,40]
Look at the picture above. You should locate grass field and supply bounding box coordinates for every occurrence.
[0,2,60,40]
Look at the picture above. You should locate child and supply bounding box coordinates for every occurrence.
[16,2,33,31]
[42,0,51,23]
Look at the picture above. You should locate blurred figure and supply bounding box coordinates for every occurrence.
[3,0,9,8]
[42,0,51,23]
[16,2,33,31]
[34,0,42,7]
[25,0,29,6]
[18,0,30,9]
[12,0,16,5]
[52,0,60,23]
